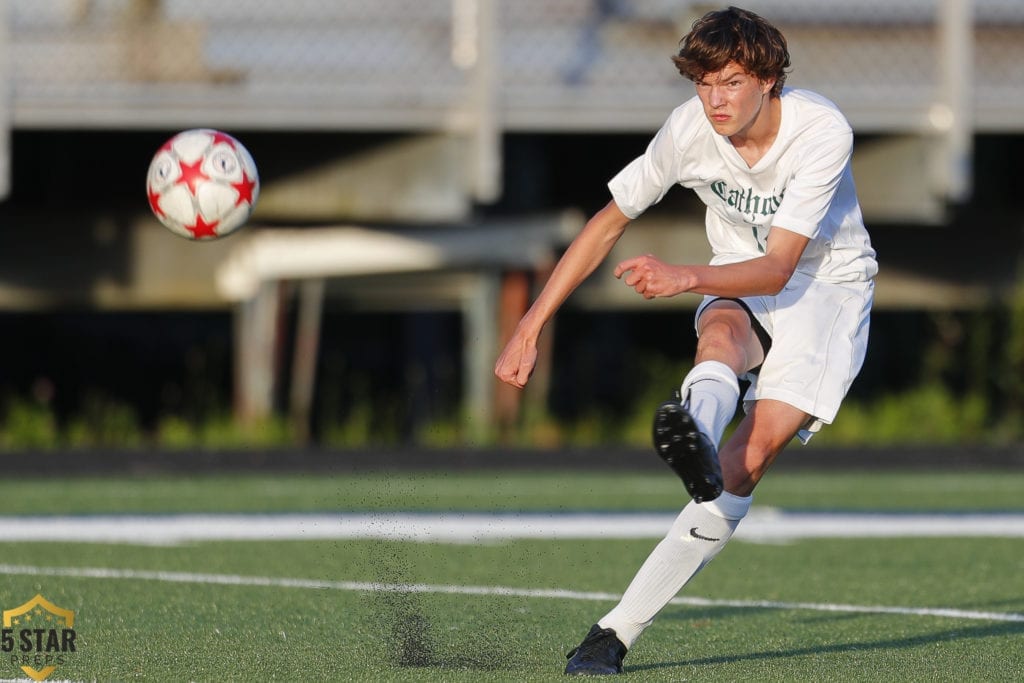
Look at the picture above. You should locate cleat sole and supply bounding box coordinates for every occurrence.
[652,401,723,503]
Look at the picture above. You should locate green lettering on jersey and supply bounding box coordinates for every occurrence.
[709,180,785,224]
[751,225,766,254]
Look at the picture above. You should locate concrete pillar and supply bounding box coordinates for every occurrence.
[462,270,502,443]
[0,0,10,200]
[935,0,973,203]
[233,279,282,424]
[453,0,502,203]
[289,278,325,444]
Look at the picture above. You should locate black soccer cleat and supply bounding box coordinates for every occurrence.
[564,624,627,675]
[653,400,723,503]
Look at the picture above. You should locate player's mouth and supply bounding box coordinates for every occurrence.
[710,114,730,123]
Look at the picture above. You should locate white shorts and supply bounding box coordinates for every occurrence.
[695,272,874,442]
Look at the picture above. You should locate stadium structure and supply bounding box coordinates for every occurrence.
[0,0,1021,441]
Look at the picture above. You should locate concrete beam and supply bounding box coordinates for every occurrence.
[254,135,473,224]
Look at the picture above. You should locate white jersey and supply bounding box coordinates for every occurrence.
[608,88,877,283]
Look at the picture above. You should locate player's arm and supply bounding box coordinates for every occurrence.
[615,226,810,299]
[495,201,631,388]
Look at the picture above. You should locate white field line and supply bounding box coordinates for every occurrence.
[0,510,1022,545]
[0,563,1021,624]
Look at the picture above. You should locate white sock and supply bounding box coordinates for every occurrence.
[597,492,752,649]
[679,361,740,447]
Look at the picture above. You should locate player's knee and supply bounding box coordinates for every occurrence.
[697,318,743,352]
[700,304,754,341]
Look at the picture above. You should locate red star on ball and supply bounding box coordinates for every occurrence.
[210,131,238,149]
[147,188,165,218]
[176,158,209,195]
[232,173,257,207]
[185,214,220,239]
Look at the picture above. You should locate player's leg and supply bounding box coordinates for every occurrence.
[654,300,765,501]
[719,398,811,495]
[687,300,768,439]
[567,400,808,675]
[568,280,872,674]
[566,304,768,674]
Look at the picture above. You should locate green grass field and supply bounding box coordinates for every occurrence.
[0,467,1022,682]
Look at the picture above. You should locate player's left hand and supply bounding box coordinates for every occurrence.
[614,254,690,299]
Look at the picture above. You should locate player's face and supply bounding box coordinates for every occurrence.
[694,62,774,138]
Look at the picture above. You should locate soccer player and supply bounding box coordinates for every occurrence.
[494,6,877,675]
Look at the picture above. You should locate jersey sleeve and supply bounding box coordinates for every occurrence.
[607,112,684,219]
[771,121,853,238]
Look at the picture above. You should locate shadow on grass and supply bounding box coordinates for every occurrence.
[629,618,1024,674]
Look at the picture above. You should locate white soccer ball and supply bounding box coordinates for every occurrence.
[146,129,260,240]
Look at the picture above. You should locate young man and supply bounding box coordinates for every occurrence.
[494,6,877,676]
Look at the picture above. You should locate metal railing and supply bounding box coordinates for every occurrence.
[1,0,1021,201]
[5,0,1021,130]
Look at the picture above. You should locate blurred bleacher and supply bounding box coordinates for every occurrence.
[3,0,1023,434]
[7,0,1024,133]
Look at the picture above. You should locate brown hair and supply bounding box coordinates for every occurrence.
[672,6,790,97]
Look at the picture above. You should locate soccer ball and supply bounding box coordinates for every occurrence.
[146,129,259,240]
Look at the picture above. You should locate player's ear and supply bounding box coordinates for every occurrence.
[761,77,776,95]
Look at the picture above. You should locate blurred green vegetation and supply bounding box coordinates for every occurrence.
[0,369,1019,452]
[4,291,1024,451]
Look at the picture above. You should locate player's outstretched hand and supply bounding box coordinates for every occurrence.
[614,254,690,299]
